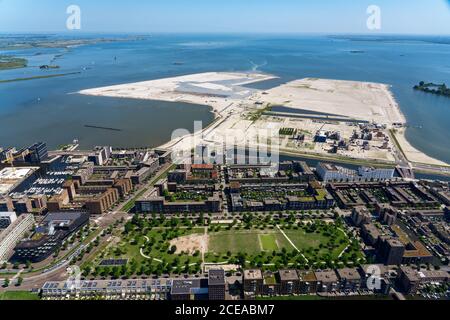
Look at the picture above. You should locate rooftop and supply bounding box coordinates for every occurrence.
[208,269,225,286]
[244,269,263,280]
[336,268,362,281]
[0,167,38,196]
[279,269,299,282]
[264,273,278,285]
[298,271,317,282]
[314,270,338,283]
[171,279,207,295]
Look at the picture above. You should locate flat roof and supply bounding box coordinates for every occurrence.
[244,269,263,280]
[336,268,362,281]
[314,270,338,283]
[43,211,88,224]
[0,167,38,196]
[298,271,317,282]
[208,269,225,285]
[400,266,420,281]
[387,238,405,248]
[279,270,299,281]
[171,279,207,295]
[138,187,159,200]
[0,211,16,217]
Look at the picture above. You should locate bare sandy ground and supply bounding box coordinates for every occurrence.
[260,78,406,125]
[393,128,448,166]
[79,72,447,167]
[79,72,276,115]
[170,233,208,255]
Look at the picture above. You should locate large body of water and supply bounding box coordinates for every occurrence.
[0,34,449,163]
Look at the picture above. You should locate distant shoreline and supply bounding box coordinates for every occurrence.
[78,72,449,170]
[0,72,81,83]
[84,125,122,132]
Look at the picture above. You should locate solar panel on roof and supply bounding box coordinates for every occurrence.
[99,259,128,266]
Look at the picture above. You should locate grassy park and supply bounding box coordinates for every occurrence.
[82,216,205,278]
[82,215,365,277]
[205,219,363,269]
[0,291,40,300]
[208,229,290,255]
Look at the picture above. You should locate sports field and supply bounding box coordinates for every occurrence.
[207,223,355,262]
[208,229,291,254]
[259,234,279,251]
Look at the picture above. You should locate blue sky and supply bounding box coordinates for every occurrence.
[0,0,449,34]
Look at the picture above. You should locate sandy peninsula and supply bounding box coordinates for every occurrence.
[392,128,448,166]
[260,78,406,125]
[79,72,276,116]
[79,72,448,169]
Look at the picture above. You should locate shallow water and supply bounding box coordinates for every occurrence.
[0,34,449,162]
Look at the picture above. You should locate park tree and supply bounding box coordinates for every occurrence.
[124,222,133,234]
[16,276,23,287]
[82,265,91,277]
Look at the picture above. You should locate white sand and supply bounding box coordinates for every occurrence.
[79,72,448,167]
[393,128,448,166]
[260,78,406,125]
[79,72,276,115]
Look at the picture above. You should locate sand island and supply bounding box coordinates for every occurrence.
[79,72,449,173]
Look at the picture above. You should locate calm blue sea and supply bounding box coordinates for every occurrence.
[0,34,449,163]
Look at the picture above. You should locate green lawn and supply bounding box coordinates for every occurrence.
[207,227,349,259]
[259,234,279,251]
[284,226,350,260]
[283,229,328,250]
[95,227,205,268]
[281,222,365,263]
[208,230,290,255]
[0,291,40,300]
[207,222,364,268]
[84,219,364,275]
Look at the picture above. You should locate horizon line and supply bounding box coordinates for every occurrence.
[1,31,450,37]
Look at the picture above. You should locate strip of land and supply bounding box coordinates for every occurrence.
[79,72,449,170]
[0,72,81,83]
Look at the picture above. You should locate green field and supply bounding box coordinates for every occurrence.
[84,218,365,275]
[284,225,352,261]
[259,234,279,251]
[108,227,204,265]
[0,291,40,300]
[83,224,205,278]
[208,230,290,255]
[207,221,364,268]
[284,228,348,259]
